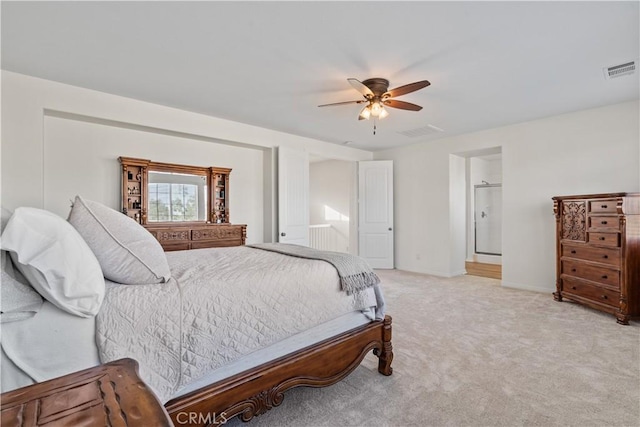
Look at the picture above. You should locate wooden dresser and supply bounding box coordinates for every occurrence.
[119,156,247,252]
[145,223,247,251]
[552,193,640,324]
[0,358,171,426]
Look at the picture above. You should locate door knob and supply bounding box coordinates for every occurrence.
[280,232,286,237]
[388,227,393,231]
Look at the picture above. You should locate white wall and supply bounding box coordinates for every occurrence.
[3,72,637,293]
[449,155,467,276]
[1,71,373,242]
[42,114,265,241]
[375,100,639,292]
[309,160,353,252]
[470,157,502,187]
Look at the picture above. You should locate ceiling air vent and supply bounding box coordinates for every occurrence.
[603,60,636,80]
[398,124,444,138]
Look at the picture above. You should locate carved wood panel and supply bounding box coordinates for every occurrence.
[561,200,586,241]
[1,359,171,427]
[192,227,241,241]
[157,230,190,242]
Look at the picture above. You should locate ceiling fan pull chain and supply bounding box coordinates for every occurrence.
[373,119,377,135]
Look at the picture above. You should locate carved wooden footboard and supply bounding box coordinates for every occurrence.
[165,315,393,426]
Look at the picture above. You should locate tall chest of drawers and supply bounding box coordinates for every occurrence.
[552,193,640,324]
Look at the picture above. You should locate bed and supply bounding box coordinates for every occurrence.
[0,198,393,426]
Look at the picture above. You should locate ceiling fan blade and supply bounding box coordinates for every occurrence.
[347,78,374,97]
[383,99,423,111]
[384,80,431,98]
[318,100,365,107]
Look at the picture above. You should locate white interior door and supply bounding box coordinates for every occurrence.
[358,160,394,268]
[278,146,309,246]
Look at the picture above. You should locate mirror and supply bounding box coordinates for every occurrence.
[147,171,207,222]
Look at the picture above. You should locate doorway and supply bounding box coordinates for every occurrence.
[474,183,502,256]
[465,151,502,279]
[308,157,354,253]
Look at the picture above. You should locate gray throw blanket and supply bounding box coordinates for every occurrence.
[248,243,379,295]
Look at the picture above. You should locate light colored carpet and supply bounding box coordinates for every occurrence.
[226,269,640,427]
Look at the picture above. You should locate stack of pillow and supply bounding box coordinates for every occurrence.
[1,208,43,322]
[1,196,172,322]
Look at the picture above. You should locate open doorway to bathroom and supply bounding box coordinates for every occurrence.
[466,150,502,279]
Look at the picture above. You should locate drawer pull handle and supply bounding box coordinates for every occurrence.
[602,275,608,279]
[571,268,577,272]
[602,295,608,300]
[601,221,607,225]
[570,250,577,254]
[603,255,608,259]
[571,286,577,290]
[601,205,608,209]
[599,237,606,241]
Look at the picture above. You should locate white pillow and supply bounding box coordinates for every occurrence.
[1,207,105,317]
[1,249,43,323]
[67,196,171,285]
[1,207,13,232]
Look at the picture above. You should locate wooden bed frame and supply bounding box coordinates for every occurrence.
[165,315,393,426]
[0,317,392,426]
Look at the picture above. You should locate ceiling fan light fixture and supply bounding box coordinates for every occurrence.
[370,101,383,117]
[359,105,371,120]
[358,101,389,121]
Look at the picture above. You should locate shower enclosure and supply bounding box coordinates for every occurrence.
[474,184,502,256]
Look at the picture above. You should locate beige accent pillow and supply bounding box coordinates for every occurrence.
[68,196,171,285]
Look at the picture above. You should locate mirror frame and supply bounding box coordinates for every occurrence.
[119,157,230,225]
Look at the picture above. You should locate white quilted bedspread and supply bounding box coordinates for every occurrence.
[96,246,379,402]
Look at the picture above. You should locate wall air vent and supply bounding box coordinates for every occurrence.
[398,124,444,138]
[603,60,636,80]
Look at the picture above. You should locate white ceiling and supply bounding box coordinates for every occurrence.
[2,2,638,151]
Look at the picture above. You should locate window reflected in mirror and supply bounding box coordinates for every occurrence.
[148,171,207,222]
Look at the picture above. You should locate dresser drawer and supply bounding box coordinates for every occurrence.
[561,244,620,267]
[154,229,190,242]
[562,260,619,288]
[562,278,620,308]
[589,199,618,213]
[191,226,242,242]
[588,215,620,232]
[588,232,620,247]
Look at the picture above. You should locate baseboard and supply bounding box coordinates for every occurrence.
[395,267,464,278]
[501,281,553,294]
[449,269,468,277]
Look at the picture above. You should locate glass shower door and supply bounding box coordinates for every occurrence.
[475,184,502,255]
